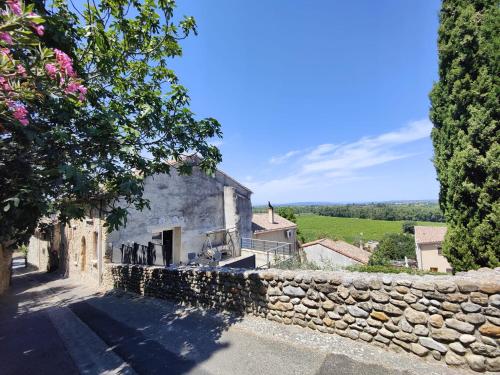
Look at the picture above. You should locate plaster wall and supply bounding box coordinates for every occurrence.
[418,243,453,273]
[303,243,360,268]
[253,229,297,250]
[108,167,252,264]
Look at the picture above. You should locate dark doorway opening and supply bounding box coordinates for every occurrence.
[162,230,173,266]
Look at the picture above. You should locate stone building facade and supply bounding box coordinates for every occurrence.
[26,165,253,285]
[107,166,252,265]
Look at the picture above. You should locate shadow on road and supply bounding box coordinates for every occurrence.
[0,259,80,375]
[0,258,245,375]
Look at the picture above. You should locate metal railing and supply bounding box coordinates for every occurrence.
[240,238,294,269]
[241,238,292,254]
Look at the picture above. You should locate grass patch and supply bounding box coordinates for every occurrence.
[297,215,446,244]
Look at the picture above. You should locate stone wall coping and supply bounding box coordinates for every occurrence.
[108,263,500,288]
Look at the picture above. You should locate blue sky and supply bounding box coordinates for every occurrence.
[171,0,443,204]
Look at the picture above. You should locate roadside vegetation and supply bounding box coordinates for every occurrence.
[275,257,445,276]
[368,233,415,266]
[345,264,447,276]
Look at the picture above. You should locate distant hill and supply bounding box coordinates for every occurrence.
[254,199,439,207]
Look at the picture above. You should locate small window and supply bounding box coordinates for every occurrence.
[430,267,438,273]
[437,246,442,255]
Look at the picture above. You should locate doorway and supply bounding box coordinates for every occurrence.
[162,230,173,266]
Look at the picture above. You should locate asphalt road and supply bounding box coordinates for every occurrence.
[0,260,475,375]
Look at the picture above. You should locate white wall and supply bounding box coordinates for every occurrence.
[108,167,252,264]
[418,243,452,273]
[303,244,360,268]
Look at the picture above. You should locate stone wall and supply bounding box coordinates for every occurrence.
[103,264,500,372]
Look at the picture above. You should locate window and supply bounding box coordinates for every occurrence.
[430,267,438,273]
[437,246,442,255]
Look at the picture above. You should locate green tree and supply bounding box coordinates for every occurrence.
[1,1,221,267]
[429,0,499,270]
[369,233,415,266]
[402,221,416,234]
[277,207,297,223]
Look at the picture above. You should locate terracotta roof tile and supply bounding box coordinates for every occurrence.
[414,226,447,244]
[252,213,297,233]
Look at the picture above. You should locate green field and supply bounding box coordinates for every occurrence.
[297,215,446,244]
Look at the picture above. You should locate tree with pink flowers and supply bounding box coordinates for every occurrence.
[0,1,86,129]
[0,0,221,285]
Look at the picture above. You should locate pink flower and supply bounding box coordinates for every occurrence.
[54,48,76,77]
[77,84,87,101]
[1,48,10,56]
[0,76,12,92]
[64,81,87,101]
[0,32,13,45]
[7,100,29,126]
[31,23,44,36]
[45,63,57,78]
[7,0,22,16]
[16,65,26,77]
[64,81,79,94]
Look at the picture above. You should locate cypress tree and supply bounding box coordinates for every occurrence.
[430,0,499,270]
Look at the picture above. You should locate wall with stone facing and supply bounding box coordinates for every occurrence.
[103,264,500,372]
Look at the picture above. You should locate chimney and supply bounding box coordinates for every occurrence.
[268,201,275,224]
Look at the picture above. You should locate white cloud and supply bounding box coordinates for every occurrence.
[269,150,301,164]
[250,119,433,203]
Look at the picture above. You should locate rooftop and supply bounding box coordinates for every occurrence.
[414,226,447,244]
[252,213,297,233]
[301,238,371,264]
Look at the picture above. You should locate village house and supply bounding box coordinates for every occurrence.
[414,225,452,273]
[251,203,297,251]
[301,238,371,268]
[26,162,253,285]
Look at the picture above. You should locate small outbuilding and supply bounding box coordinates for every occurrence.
[252,203,297,251]
[414,226,451,273]
[301,238,371,268]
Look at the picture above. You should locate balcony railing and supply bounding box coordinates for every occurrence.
[240,238,294,269]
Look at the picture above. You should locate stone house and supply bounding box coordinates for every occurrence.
[301,238,371,268]
[414,225,452,273]
[252,204,297,251]
[26,164,253,285]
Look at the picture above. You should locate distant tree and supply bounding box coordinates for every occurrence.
[429,0,499,270]
[277,207,297,223]
[369,233,415,266]
[402,221,416,234]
